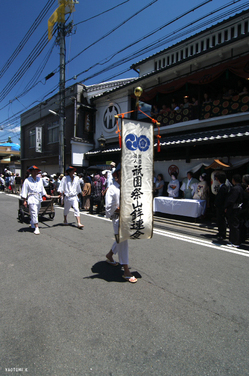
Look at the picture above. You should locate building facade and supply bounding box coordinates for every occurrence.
[21,10,249,183]
[86,9,249,183]
[20,79,134,176]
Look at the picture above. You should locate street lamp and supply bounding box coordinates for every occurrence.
[98,134,106,150]
[48,109,58,116]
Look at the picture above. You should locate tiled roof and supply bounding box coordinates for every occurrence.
[158,125,249,147]
[85,125,249,155]
[85,147,121,155]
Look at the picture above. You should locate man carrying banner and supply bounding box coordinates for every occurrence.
[105,164,137,283]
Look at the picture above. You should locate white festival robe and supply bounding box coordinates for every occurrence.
[21,176,46,226]
[59,175,81,217]
[105,180,129,265]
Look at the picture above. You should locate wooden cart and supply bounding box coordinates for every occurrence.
[18,198,56,223]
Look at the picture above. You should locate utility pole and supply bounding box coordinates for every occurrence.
[59,22,65,174]
[48,1,77,174]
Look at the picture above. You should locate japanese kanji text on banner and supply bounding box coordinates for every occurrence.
[118,118,153,243]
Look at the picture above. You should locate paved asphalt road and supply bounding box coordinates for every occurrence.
[0,193,249,376]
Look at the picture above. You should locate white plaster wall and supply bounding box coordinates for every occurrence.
[71,142,93,167]
[94,95,129,144]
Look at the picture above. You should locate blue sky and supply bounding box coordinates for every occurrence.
[0,0,249,143]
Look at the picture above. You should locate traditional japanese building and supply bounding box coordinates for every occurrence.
[21,9,249,182]
[20,79,134,176]
[86,9,249,182]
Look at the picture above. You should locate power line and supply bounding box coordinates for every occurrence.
[133,1,249,60]
[0,0,158,108]
[0,0,57,79]
[0,12,72,107]
[97,0,213,67]
[0,1,248,132]
[67,0,160,65]
[0,0,210,108]
[21,40,56,97]
[68,0,248,84]
[0,83,60,129]
[0,31,51,103]
[74,0,131,26]
[70,0,213,81]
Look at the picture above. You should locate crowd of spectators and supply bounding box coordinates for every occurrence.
[0,163,117,215]
[150,96,200,119]
[2,164,249,246]
[150,83,249,119]
[153,168,249,246]
[214,171,249,248]
[0,169,23,194]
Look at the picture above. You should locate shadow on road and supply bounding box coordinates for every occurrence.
[51,222,79,228]
[83,261,141,283]
[17,227,33,233]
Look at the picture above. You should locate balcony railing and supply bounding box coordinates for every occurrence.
[154,95,249,126]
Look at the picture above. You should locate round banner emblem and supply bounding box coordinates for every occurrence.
[125,134,150,152]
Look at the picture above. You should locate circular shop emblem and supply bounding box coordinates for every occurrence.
[125,134,150,152]
[103,103,120,132]
[168,164,179,176]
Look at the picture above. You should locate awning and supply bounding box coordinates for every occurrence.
[205,159,230,169]
[86,164,112,171]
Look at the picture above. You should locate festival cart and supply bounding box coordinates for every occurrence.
[17,197,59,223]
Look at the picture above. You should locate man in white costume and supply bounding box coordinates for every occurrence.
[105,164,137,283]
[21,165,51,235]
[42,172,49,190]
[180,171,199,199]
[58,166,84,228]
[106,161,116,188]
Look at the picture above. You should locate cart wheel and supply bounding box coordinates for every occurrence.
[18,208,24,223]
[49,212,55,220]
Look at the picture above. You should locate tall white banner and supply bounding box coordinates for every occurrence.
[118,118,153,243]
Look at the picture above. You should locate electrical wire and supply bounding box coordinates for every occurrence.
[67,0,160,65]
[0,0,158,108]
[0,31,50,103]
[67,0,248,84]
[0,0,57,79]
[74,0,131,26]
[21,41,57,97]
[97,0,213,66]
[0,0,248,136]
[69,0,213,80]
[0,0,215,106]
[132,1,249,62]
[0,83,60,129]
